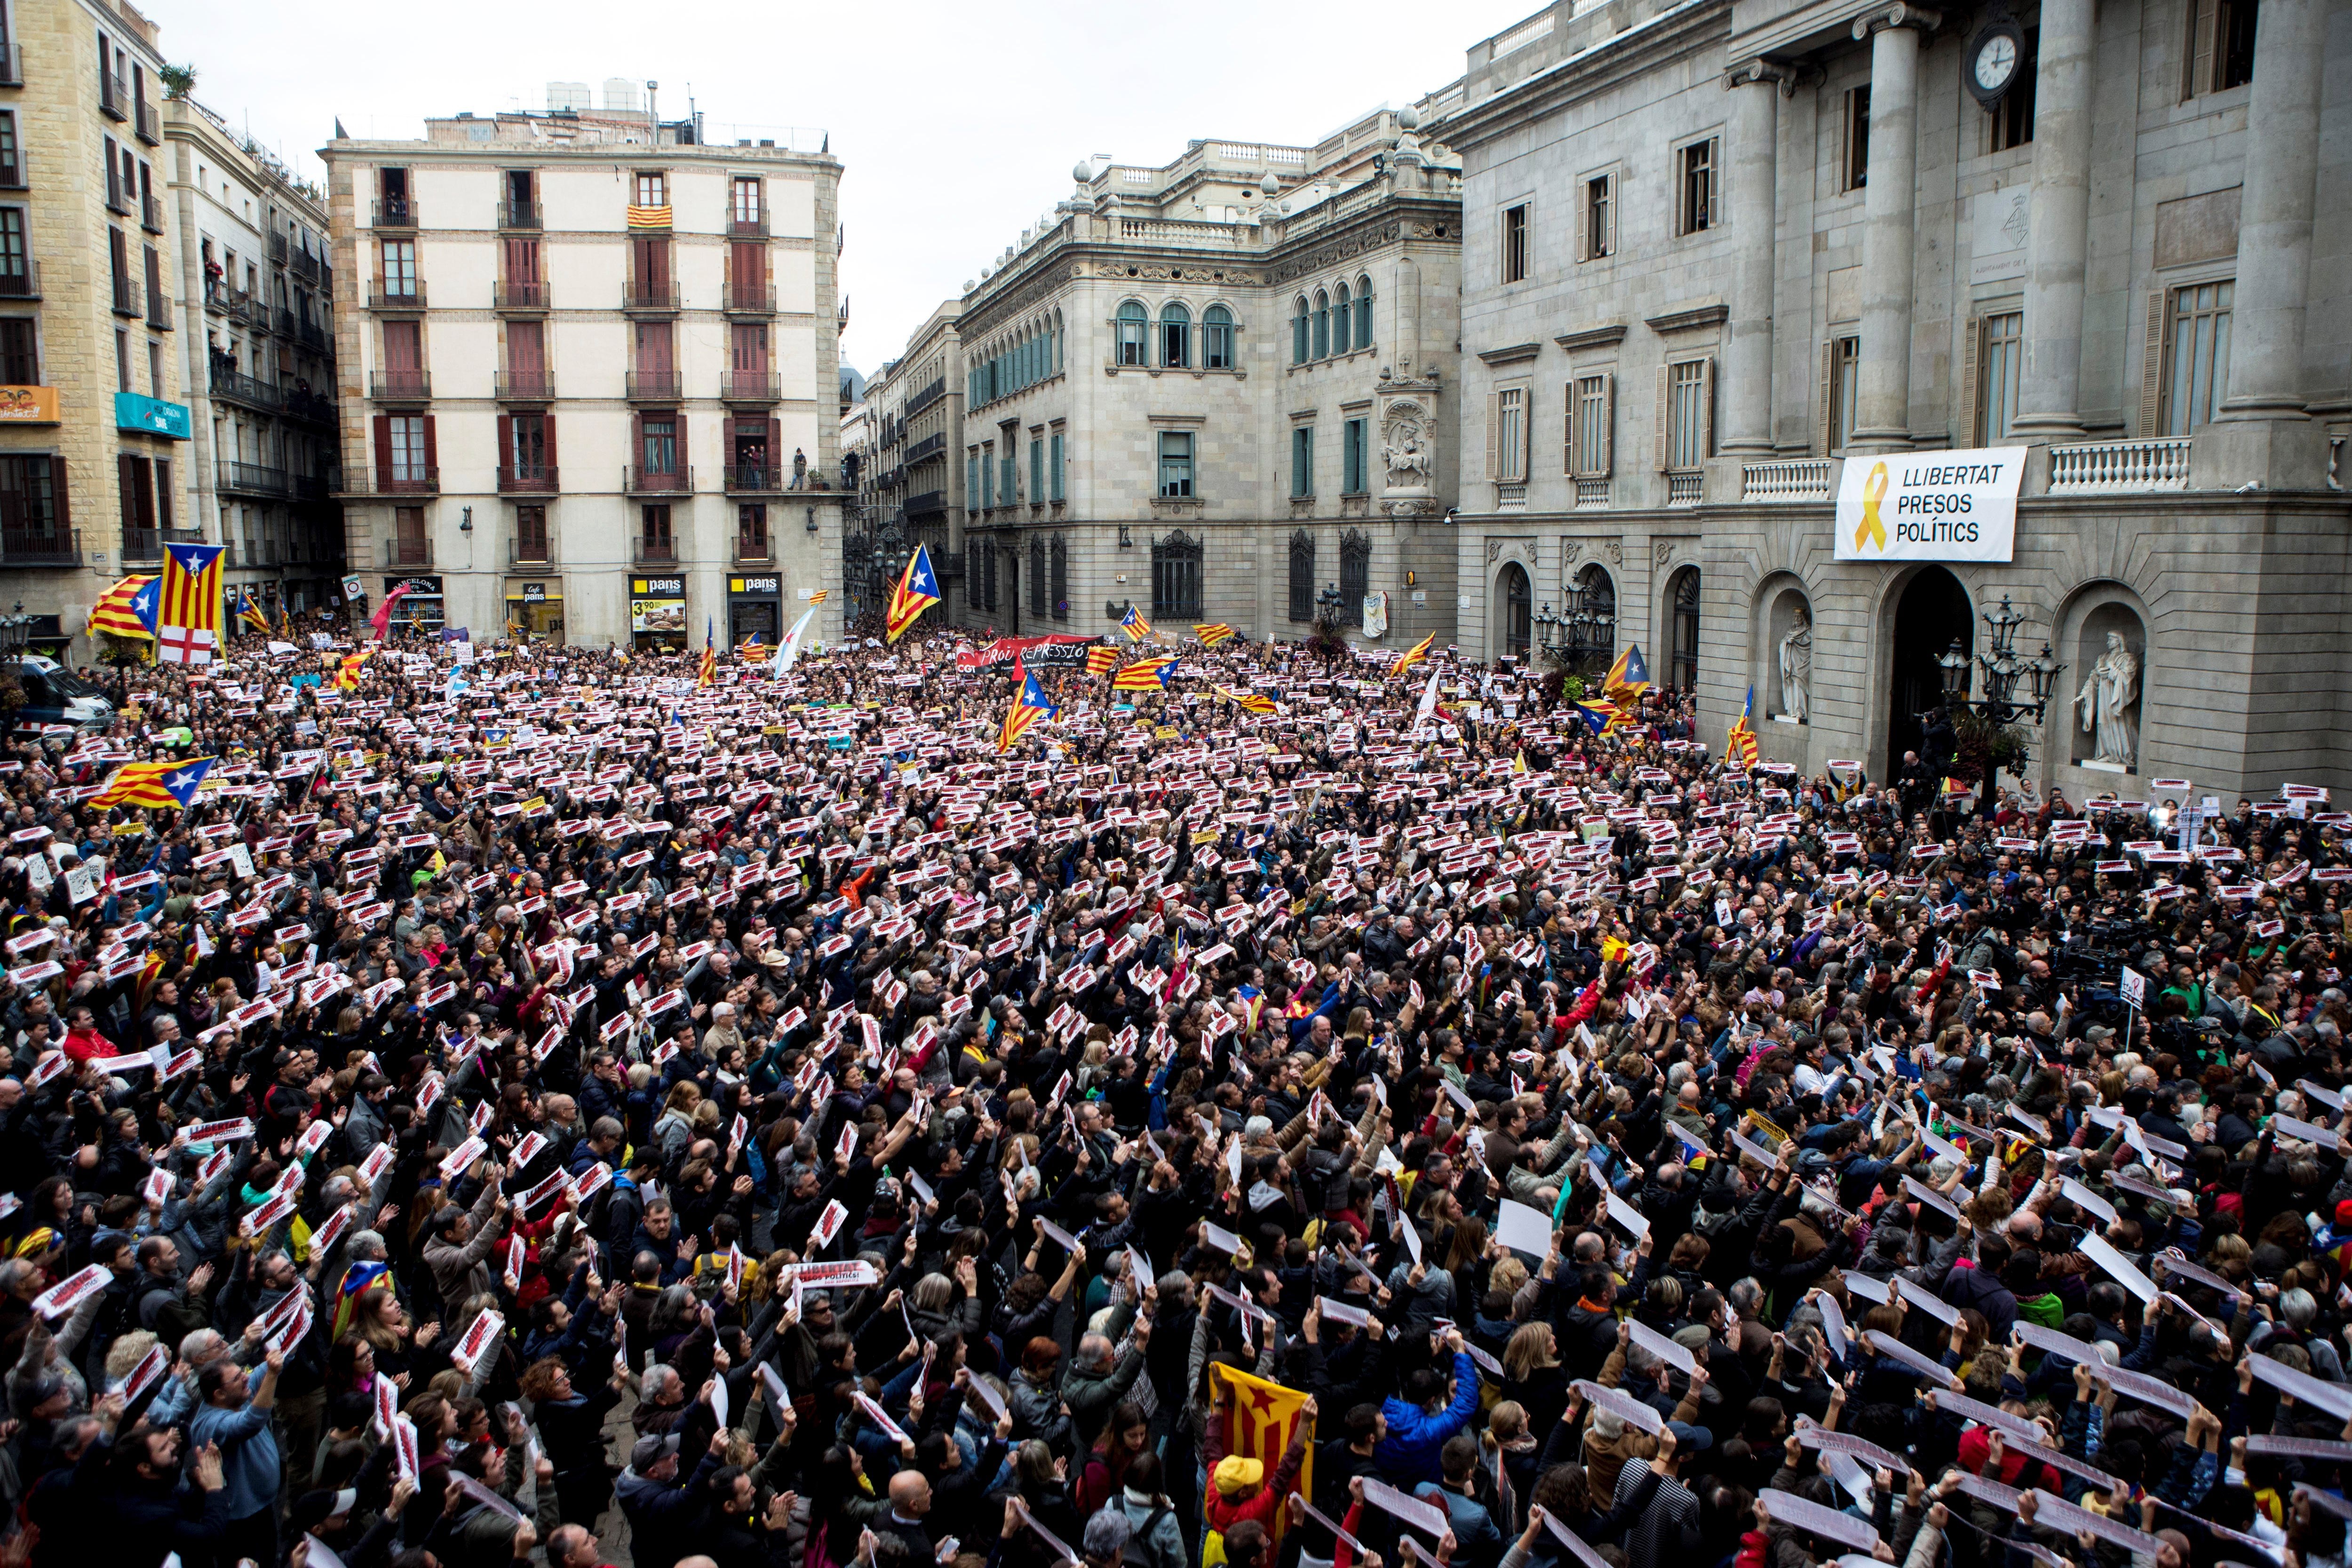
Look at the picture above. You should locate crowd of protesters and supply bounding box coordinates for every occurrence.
[0,613,2345,1568]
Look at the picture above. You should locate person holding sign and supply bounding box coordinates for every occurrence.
[187,1346,286,1568]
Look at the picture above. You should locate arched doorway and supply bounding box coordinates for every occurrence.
[1888,565,1972,772]
[1667,566,1700,690]
[1498,562,1531,658]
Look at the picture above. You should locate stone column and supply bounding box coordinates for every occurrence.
[2010,0,2092,438]
[2218,0,2323,420]
[1721,62,1787,455]
[1851,4,1939,451]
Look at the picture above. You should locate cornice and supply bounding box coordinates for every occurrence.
[1439,0,1738,154]
[1477,342,1543,367]
[1556,322,1629,352]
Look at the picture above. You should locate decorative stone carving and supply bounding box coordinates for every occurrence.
[1487,540,1505,564]
[1655,540,1675,566]
[1383,497,1438,519]
[2075,632,2140,766]
[1562,540,1584,565]
[1604,541,1622,566]
[1381,400,1433,489]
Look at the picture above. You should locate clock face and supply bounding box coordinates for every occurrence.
[1975,32,2019,92]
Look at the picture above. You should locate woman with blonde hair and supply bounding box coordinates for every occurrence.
[1499,1320,1568,1433]
[652,1080,701,1167]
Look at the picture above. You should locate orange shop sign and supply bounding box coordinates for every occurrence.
[0,386,59,424]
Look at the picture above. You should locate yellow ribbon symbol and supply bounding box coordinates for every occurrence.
[1854,462,1890,552]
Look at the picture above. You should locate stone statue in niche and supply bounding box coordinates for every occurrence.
[1381,403,1432,488]
[1777,608,1812,723]
[2076,632,2140,766]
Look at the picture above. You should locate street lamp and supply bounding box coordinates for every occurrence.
[1939,593,2066,725]
[1313,582,1346,628]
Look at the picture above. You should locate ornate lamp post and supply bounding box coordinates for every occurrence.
[1313,582,1346,629]
[1936,593,2066,725]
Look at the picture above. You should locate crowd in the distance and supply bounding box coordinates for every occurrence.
[0,611,2346,1568]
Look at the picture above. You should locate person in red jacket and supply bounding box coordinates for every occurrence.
[63,1003,120,1064]
[1204,1391,1316,1544]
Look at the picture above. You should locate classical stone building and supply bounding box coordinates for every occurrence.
[885,109,1465,651]
[1446,0,2352,796]
[320,87,844,650]
[171,96,345,614]
[0,0,191,657]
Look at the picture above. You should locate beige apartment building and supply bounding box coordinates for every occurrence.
[0,0,189,658]
[869,110,1465,652]
[320,87,845,650]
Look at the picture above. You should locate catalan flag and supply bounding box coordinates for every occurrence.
[1726,685,1760,767]
[998,662,1057,753]
[735,633,764,657]
[334,647,372,691]
[699,619,718,686]
[803,589,828,604]
[1111,655,1177,692]
[1117,604,1152,642]
[1193,622,1236,647]
[277,599,294,637]
[236,589,271,636]
[884,545,940,643]
[93,755,217,812]
[625,204,673,230]
[1605,643,1651,703]
[1215,684,1275,715]
[156,542,226,664]
[87,575,159,641]
[1392,631,1436,675]
[1084,645,1120,678]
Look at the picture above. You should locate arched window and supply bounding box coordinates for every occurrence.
[1312,290,1330,359]
[1292,299,1310,365]
[1669,566,1701,691]
[1287,530,1315,623]
[1501,562,1532,657]
[1354,276,1374,349]
[1049,534,1068,620]
[1115,301,1147,367]
[1052,310,1064,374]
[1152,530,1203,620]
[1204,305,1235,370]
[1333,282,1352,355]
[1160,302,1191,369]
[1029,535,1048,616]
[1340,528,1371,605]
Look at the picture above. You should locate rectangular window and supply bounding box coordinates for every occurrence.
[1050,430,1065,501]
[737,503,767,557]
[1494,387,1526,482]
[1666,359,1711,470]
[381,239,417,296]
[635,172,667,207]
[2161,279,2233,435]
[641,504,672,556]
[115,328,129,391]
[103,136,123,210]
[1291,425,1314,497]
[0,207,25,290]
[1988,31,2039,151]
[0,318,34,384]
[1572,374,1612,476]
[387,414,428,481]
[1001,445,1016,504]
[1030,438,1042,503]
[1157,430,1194,499]
[640,417,678,475]
[378,167,410,221]
[0,454,64,544]
[1678,140,1716,234]
[1976,312,2023,445]
[508,412,548,471]
[1830,336,1860,452]
[1502,203,1529,283]
[967,452,979,511]
[109,226,133,312]
[1153,544,1201,620]
[731,176,763,225]
[1343,417,1368,494]
[515,503,548,561]
[2187,0,2258,94]
[147,338,162,397]
[980,445,993,508]
[1584,175,1614,260]
[1844,88,1872,191]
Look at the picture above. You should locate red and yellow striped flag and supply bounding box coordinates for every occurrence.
[1207,1364,1313,1544]
[1084,645,1120,678]
[625,204,672,230]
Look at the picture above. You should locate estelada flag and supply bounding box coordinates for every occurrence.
[884,545,940,644]
[1207,1362,1312,1543]
[88,575,159,641]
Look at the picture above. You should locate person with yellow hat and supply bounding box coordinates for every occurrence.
[1201,1392,1314,1563]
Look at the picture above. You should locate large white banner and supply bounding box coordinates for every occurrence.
[1834,446,2026,563]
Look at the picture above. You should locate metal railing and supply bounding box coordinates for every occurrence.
[294,470,335,501]
[268,233,287,265]
[383,536,435,565]
[493,280,548,311]
[905,433,947,466]
[1667,471,1705,506]
[104,175,132,216]
[1740,458,1834,501]
[724,284,776,314]
[120,526,202,562]
[498,463,559,494]
[217,461,291,496]
[723,464,782,493]
[274,307,298,337]
[1495,482,1527,511]
[353,469,439,499]
[509,535,556,566]
[290,249,321,283]
[135,100,159,144]
[624,466,691,495]
[142,193,166,233]
[0,148,23,190]
[905,490,946,516]
[626,372,681,403]
[0,262,39,300]
[500,199,540,230]
[722,371,780,403]
[732,534,773,564]
[367,283,426,310]
[632,537,679,563]
[210,366,281,411]
[284,388,335,425]
[369,371,432,401]
[496,370,556,402]
[0,44,22,88]
[0,527,78,567]
[372,197,417,228]
[2048,437,2192,494]
[99,72,127,120]
[728,213,769,238]
[299,320,326,352]
[622,281,681,312]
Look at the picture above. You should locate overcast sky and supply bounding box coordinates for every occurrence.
[138,0,1539,379]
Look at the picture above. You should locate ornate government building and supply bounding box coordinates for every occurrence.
[1446,0,2351,796]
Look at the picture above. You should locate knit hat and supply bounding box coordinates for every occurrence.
[1213,1456,1263,1495]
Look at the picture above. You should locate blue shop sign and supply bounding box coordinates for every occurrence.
[115,392,191,439]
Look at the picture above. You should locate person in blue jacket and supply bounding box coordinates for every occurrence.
[1373,1328,1481,1486]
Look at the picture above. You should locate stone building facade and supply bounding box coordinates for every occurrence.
[881,109,1466,652]
[1445,0,2352,797]
[170,96,344,615]
[852,302,965,628]
[320,91,844,651]
[0,0,191,657]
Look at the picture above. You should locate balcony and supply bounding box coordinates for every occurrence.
[732,533,774,565]
[728,212,769,238]
[906,489,946,518]
[283,388,335,426]
[0,529,77,568]
[99,72,127,120]
[290,247,321,283]
[103,178,132,218]
[119,526,203,563]
[1741,459,1834,503]
[498,463,558,494]
[217,461,291,497]
[367,283,426,312]
[723,463,784,494]
[135,100,159,145]
[0,44,22,87]
[273,307,298,337]
[382,536,435,566]
[723,284,775,316]
[299,320,326,352]
[369,370,431,402]
[621,280,681,315]
[1494,482,1527,511]
[373,197,417,230]
[493,280,549,313]
[509,534,556,567]
[624,466,691,496]
[2048,437,2193,495]
[345,468,439,499]
[0,261,40,300]
[293,469,336,501]
[268,232,287,266]
[1574,478,1612,509]
[632,536,679,564]
[1666,471,1705,507]
[209,366,282,412]
[500,198,540,230]
[722,371,781,405]
[905,432,947,466]
[0,147,21,189]
[625,371,681,403]
[495,369,556,403]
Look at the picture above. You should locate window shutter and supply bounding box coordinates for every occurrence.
[768,418,782,469]
[48,456,67,531]
[675,413,687,482]
[421,415,438,478]
[631,413,644,478]
[154,458,170,532]
[118,453,138,536]
[1484,392,1499,480]
[1959,317,1982,447]
[544,414,558,474]
[497,414,512,472]
[1575,184,1589,263]
[1599,374,1615,477]
[372,414,391,485]
[2138,290,2169,436]
[1655,366,1671,471]
[1834,95,1850,194]
[1819,342,1836,455]
[1564,382,1579,475]
[2187,0,2217,98]
[1710,139,1724,226]
[1699,356,1716,459]
[722,414,737,464]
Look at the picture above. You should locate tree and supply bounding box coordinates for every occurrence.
[159,63,197,99]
